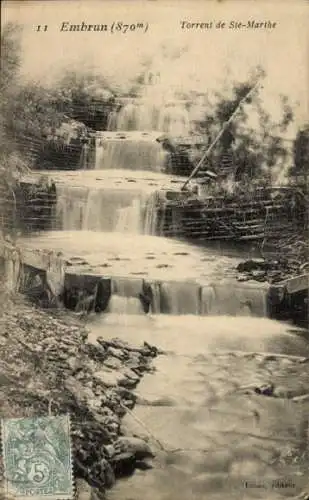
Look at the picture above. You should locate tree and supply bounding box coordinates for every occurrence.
[51,69,116,130]
[0,23,29,180]
[0,22,22,93]
[193,69,294,182]
[291,124,309,181]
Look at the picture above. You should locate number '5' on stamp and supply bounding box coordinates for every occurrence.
[1,415,74,500]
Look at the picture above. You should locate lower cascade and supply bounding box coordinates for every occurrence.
[107,295,146,315]
[15,229,270,318]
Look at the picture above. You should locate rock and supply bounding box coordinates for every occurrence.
[237,274,250,282]
[75,478,92,500]
[65,376,94,401]
[254,382,275,396]
[237,259,265,273]
[107,346,126,359]
[104,356,123,370]
[75,478,107,500]
[121,368,140,382]
[239,381,274,396]
[118,378,138,390]
[122,398,135,409]
[94,370,123,387]
[66,356,83,372]
[251,270,267,281]
[0,371,16,386]
[135,395,176,407]
[126,352,141,364]
[111,437,154,462]
[1,298,158,497]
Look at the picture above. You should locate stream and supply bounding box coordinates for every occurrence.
[88,314,309,500]
[19,86,309,499]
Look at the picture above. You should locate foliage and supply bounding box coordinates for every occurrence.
[291,124,309,179]
[193,69,294,181]
[0,24,59,174]
[0,22,22,94]
[1,22,118,172]
[0,22,30,239]
[0,24,301,186]
[0,23,23,165]
[51,69,116,130]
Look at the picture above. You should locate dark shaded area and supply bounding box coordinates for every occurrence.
[62,274,112,313]
[15,181,57,233]
[33,141,85,170]
[267,287,309,328]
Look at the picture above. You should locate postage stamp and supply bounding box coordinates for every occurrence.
[1,415,74,500]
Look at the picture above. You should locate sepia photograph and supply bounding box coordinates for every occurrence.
[0,0,308,499]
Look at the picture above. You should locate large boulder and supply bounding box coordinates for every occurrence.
[111,436,154,462]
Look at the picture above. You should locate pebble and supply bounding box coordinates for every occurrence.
[104,357,123,370]
[2,302,158,496]
[107,346,126,359]
[112,437,154,461]
[94,370,124,387]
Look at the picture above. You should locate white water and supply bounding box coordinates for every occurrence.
[55,183,149,233]
[115,197,144,234]
[110,76,191,135]
[19,230,269,318]
[96,74,192,173]
[114,101,190,136]
[107,295,145,315]
[48,169,184,235]
[95,131,168,172]
[87,314,309,500]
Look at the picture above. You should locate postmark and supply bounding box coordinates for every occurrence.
[1,415,74,500]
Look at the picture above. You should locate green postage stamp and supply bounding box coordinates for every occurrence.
[1,415,74,500]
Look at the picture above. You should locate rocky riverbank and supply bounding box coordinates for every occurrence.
[236,235,309,326]
[0,291,160,499]
[236,235,309,285]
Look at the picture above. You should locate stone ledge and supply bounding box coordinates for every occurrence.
[1,239,270,317]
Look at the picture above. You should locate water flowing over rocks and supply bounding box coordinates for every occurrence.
[108,345,309,500]
[0,296,160,496]
[236,255,309,325]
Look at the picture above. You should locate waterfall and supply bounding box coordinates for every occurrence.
[200,285,216,315]
[148,281,161,314]
[108,277,146,314]
[115,198,144,234]
[116,101,190,135]
[94,132,168,172]
[55,184,88,230]
[55,182,161,235]
[143,192,158,235]
[200,282,268,317]
[160,281,201,315]
[40,68,273,323]
[107,295,145,315]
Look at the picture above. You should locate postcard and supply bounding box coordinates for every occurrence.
[1,1,308,499]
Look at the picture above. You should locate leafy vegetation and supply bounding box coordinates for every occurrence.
[1,22,307,198]
[291,124,309,181]
[51,69,116,130]
[192,74,295,182]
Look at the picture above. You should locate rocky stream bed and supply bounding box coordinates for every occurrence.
[1,289,309,500]
[0,293,161,500]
